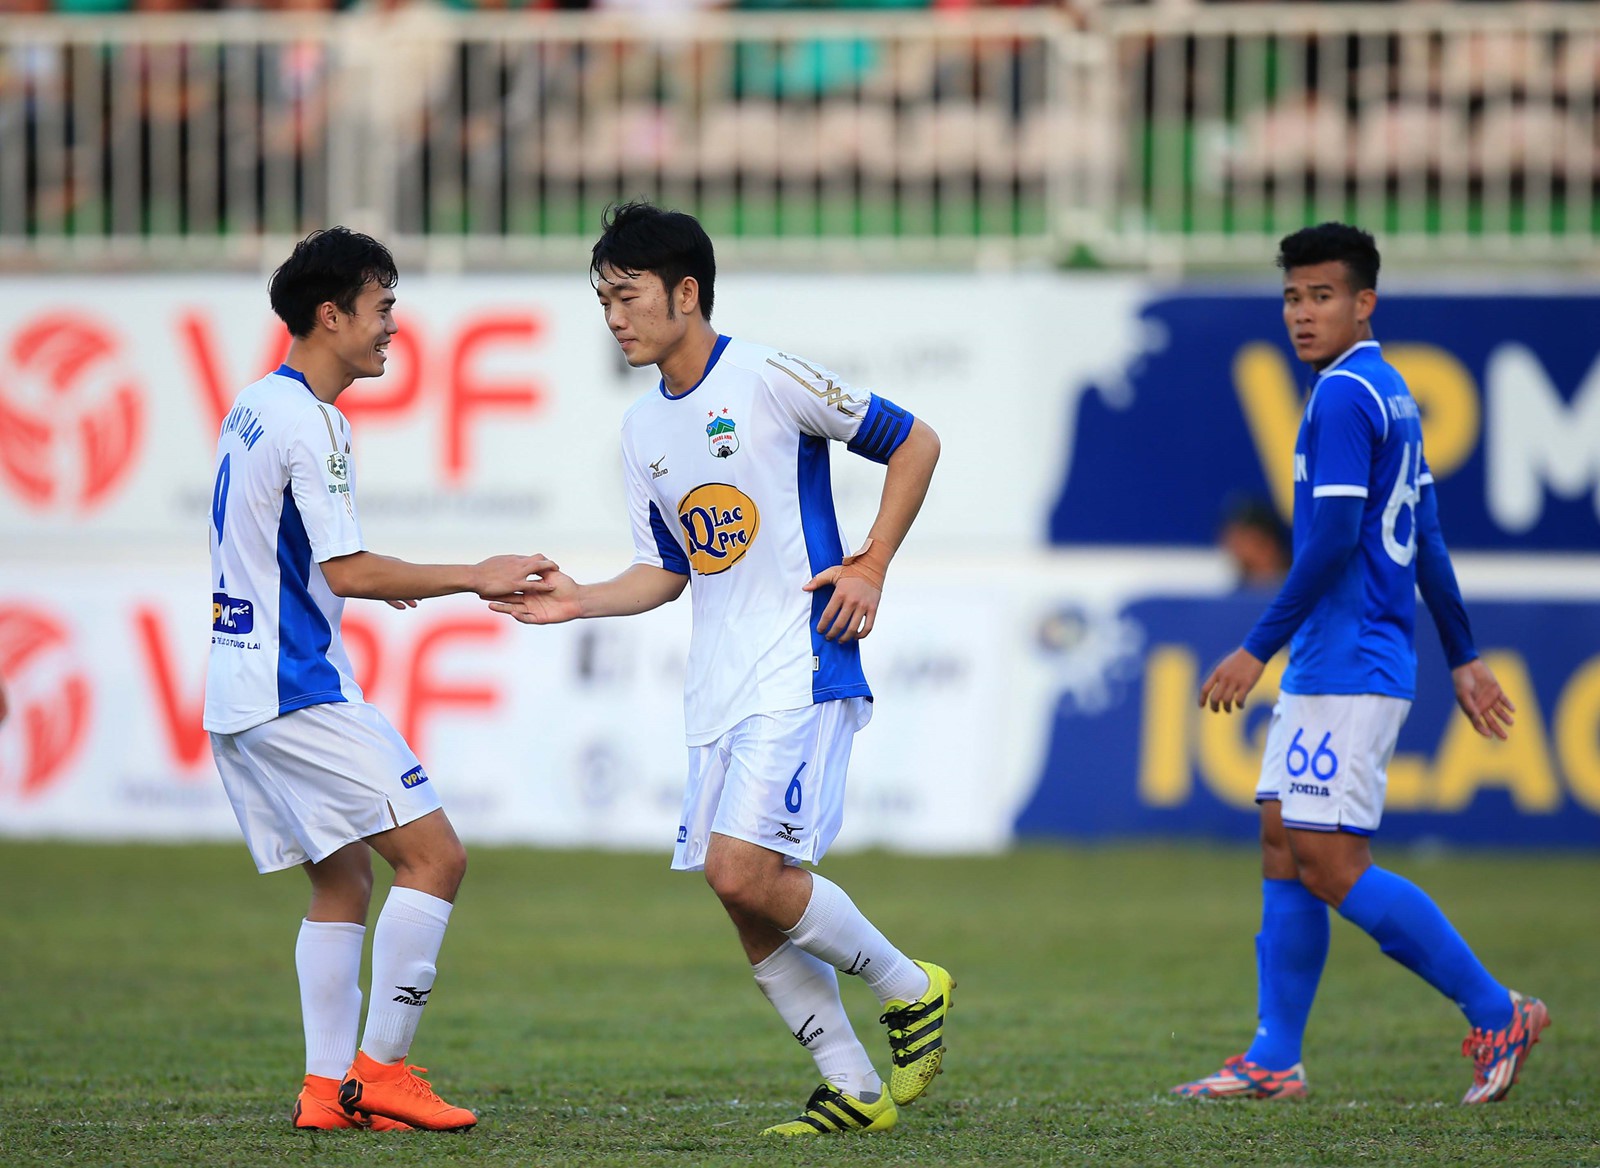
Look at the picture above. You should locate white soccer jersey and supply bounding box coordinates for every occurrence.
[203,365,367,734]
[621,336,915,746]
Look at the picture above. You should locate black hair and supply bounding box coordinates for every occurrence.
[591,201,716,321]
[1276,222,1380,293]
[1220,493,1291,554]
[269,227,399,338]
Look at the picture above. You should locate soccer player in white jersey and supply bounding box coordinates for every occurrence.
[489,202,951,1136]
[204,227,557,1132]
[1172,224,1548,1104]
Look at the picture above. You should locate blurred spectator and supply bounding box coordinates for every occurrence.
[1218,495,1291,590]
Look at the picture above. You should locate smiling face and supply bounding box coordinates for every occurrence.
[1281,260,1376,370]
[326,280,397,381]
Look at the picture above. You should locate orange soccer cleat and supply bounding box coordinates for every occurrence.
[338,1052,477,1131]
[292,1074,413,1131]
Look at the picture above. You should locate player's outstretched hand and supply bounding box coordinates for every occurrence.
[487,569,582,625]
[803,539,887,643]
[1452,658,1515,740]
[1199,646,1267,713]
[471,554,560,600]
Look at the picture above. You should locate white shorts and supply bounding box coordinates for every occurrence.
[1255,692,1411,836]
[671,697,872,872]
[210,701,443,873]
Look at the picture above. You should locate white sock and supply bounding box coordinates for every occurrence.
[296,919,365,1079]
[785,874,930,1006]
[752,941,882,1101]
[359,886,453,1065]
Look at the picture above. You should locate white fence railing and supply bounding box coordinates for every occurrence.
[1,7,1597,270]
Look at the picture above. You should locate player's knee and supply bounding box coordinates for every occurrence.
[703,859,763,917]
[437,839,467,896]
[1291,860,1344,906]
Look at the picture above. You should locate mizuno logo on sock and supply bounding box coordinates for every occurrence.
[792,1014,825,1047]
[393,985,432,1007]
[844,951,872,977]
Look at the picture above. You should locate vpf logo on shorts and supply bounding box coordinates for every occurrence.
[0,314,145,511]
[0,606,93,801]
[678,483,760,575]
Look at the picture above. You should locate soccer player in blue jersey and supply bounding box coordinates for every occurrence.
[1171,223,1548,1104]
[490,202,951,1136]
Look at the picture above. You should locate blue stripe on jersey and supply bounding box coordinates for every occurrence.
[649,501,690,575]
[659,334,732,401]
[274,364,316,395]
[275,486,346,716]
[847,394,914,465]
[797,435,872,704]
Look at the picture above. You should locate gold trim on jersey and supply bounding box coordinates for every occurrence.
[767,355,867,418]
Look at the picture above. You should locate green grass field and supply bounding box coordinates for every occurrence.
[2,842,1594,1167]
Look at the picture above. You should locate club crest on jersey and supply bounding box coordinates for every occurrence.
[706,408,739,458]
[678,483,760,574]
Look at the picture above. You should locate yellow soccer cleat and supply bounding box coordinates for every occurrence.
[760,1083,897,1136]
[880,959,955,1106]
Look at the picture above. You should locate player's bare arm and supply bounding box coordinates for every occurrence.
[804,418,940,643]
[1199,646,1267,713]
[321,550,559,602]
[1451,659,1515,741]
[489,562,687,626]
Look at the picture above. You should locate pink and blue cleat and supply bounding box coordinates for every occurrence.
[1460,990,1550,1104]
[1171,1054,1308,1100]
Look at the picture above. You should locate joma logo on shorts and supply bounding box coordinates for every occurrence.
[1289,781,1331,797]
[400,766,429,789]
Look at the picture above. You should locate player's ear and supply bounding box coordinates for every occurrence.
[316,300,342,332]
[1355,287,1377,325]
[677,276,700,318]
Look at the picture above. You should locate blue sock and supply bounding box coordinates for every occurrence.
[1337,866,1513,1032]
[1244,878,1329,1070]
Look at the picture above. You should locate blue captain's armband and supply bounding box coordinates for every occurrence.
[847,395,914,464]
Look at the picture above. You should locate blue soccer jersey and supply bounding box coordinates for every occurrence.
[1281,340,1431,699]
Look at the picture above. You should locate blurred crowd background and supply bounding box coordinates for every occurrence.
[3,1,1598,269]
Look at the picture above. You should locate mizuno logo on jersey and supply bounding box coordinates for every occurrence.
[678,483,760,575]
[650,455,669,479]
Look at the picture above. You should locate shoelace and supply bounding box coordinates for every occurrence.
[879,997,937,1040]
[395,1063,445,1102]
[804,1084,844,1112]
